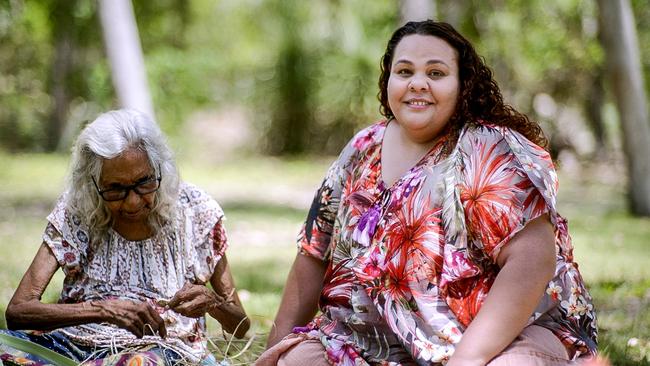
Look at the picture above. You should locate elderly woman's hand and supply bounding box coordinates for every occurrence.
[168,282,224,318]
[95,299,167,339]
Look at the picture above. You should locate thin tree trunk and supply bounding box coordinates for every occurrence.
[47,28,73,151]
[585,70,607,156]
[46,0,76,152]
[597,0,650,216]
[399,0,437,24]
[98,0,154,119]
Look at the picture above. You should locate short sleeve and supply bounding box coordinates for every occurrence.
[43,222,80,271]
[457,126,554,263]
[179,183,227,284]
[210,218,228,259]
[42,195,86,275]
[187,217,228,284]
[297,125,373,261]
[297,160,344,262]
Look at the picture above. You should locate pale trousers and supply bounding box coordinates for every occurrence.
[256,325,577,366]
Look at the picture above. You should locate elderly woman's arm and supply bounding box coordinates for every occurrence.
[266,252,327,348]
[6,243,167,338]
[446,215,557,366]
[168,254,250,338]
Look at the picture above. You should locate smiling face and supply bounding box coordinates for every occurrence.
[387,34,460,143]
[99,148,156,232]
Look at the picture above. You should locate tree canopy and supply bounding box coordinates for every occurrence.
[0,0,648,158]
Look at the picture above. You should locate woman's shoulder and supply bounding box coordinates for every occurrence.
[347,119,387,151]
[47,192,82,231]
[458,122,552,161]
[331,119,386,169]
[458,122,508,143]
[178,182,224,217]
[456,122,558,202]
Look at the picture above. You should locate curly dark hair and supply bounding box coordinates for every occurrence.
[378,20,548,154]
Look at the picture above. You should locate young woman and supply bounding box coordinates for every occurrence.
[257,20,597,366]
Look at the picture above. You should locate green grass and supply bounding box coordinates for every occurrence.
[0,152,649,364]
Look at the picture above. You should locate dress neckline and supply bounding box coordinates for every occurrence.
[377,119,449,191]
[108,227,154,244]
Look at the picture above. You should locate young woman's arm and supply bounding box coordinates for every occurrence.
[266,253,327,348]
[6,243,166,338]
[447,215,556,365]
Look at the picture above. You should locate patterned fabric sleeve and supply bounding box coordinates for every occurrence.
[298,160,346,262]
[42,222,79,271]
[179,183,227,284]
[297,129,368,261]
[42,195,85,276]
[210,219,228,260]
[457,125,554,263]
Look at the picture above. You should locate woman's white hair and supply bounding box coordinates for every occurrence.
[66,109,180,241]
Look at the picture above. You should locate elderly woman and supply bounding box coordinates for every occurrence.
[1,109,249,366]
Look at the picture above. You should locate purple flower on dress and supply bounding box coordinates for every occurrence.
[440,246,480,288]
[352,205,381,247]
[325,337,362,366]
[292,325,311,333]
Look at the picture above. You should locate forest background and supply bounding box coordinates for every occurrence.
[0,0,649,364]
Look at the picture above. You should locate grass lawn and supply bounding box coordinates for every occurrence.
[0,152,648,364]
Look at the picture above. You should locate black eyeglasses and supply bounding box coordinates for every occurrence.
[92,168,162,202]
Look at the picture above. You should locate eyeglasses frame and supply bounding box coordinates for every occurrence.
[92,165,162,202]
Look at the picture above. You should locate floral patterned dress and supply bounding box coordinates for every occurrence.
[297,120,597,365]
[0,182,227,365]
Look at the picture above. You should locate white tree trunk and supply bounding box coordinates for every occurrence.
[598,0,650,215]
[399,0,437,24]
[98,0,155,119]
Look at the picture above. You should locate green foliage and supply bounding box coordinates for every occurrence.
[456,0,603,106]
[2,0,648,157]
[0,1,52,151]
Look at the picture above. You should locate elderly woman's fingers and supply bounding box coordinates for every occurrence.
[170,297,206,318]
[146,304,167,338]
[137,303,166,338]
[126,318,145,338]
[167,283,196,308]
[105,299,166,339]
[169,284,227,318]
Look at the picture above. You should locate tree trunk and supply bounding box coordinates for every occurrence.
[399,0,437,24]
[597,0,650,216]
[584,70,607,156]
[98,0,155,119]
[45,0,76,152]
[268,37,311,155]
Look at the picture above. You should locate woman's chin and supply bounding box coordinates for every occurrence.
[118,211,150,225]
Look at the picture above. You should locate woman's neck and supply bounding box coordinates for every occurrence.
[380,120,442,187]
[112,220,153,241]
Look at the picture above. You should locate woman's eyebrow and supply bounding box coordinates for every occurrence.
[393,59,449,67]
[394,59,414,66]
[103,172,155,187]
[426,59,449,66]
